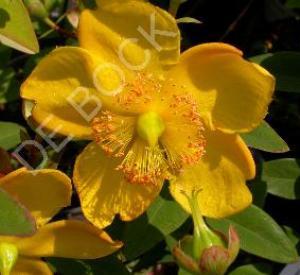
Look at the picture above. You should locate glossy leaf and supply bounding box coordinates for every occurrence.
[0,122,25,150]
[250,52,300,93]
[0,68,18,104]
[121,188,189,260]
[0,0,39,54]
[207,205,298,263]
[0,188,36,236]
[283,226,300,247]
[229,263,272,275]
[48,256,130,275]
[262,158,300,200]
[241,121,289,153]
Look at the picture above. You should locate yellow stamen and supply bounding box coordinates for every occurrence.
[91,111,135,157]
[161,94,206,173]
[116,139,167,185]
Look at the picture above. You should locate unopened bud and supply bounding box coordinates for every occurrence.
[24,0,49,20]
[172,190,240,275]
[199,226,240,275]
[173,226,240,275]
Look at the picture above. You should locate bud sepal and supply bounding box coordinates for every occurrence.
[173,226,240,275]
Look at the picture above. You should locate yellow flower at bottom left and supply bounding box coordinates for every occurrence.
[0,168,122,275]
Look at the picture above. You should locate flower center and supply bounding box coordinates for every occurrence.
[137,112,165,147]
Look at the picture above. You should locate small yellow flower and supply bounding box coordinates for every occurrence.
[0,168,122,275]
[21,0,275,228]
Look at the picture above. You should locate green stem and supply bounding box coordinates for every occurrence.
[187,190,224,260]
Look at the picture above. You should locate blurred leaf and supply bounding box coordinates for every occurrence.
[48,256,130,275]
[132,242,170,272]
[250,52,300,93]
[121,188,189,260]
[283,226,300,247]
[286,0,300,9]
[0,122,25,150]
[0,68,19,104]
[179,268,192,275]
[23,47,52,76]
[207,205,298,263]
[0,148,12,174]
[228,263,273,275]
[169,0,187,16]
[262,158,300,200]
[0,188,36,236]
[249,179,267,208]
[0,0,39,53]
[177,17,202,24]
[264,0,294,22]
[241,121,289,153]
[81,0,96,9]
[0,45,11,67]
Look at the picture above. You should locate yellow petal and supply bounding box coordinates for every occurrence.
[73,142,162,228]
[163,43,275,133]
[21,47,102,139]
[0,168,72,227]
[78,0,180,70]
[12,258,52,275]
[170,130,254,218]
[15,220,122,259]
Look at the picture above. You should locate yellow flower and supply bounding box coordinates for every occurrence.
[0,168,122,275]
[21,0,275,228]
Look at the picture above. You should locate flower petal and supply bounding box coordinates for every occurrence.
[163,43,275,133]
[78,0,180,70]
[170,130,254,218]
[12,258,52,275]
[73,142,162,228]
[21,47,102,139]
[0,168,72,227]
[15,220,122,259]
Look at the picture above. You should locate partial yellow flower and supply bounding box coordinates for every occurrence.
[0,168,122,275]
[21,0,275,228]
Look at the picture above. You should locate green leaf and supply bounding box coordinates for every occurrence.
[262,158,300,200]
[176,17,202,24]
[250,52,300,93]
[0,0,39,54]
[0,122,25,150]
[0,68,19,104]
[228,263,273,275]
[0,188,36,236]
[121,188,189,260]
[249,178,267,208]
[283,226,300,247]
[48,256,130,275]
[0,45,12,67]
[169,0,187,16]
[207,205,298,263]
[286,0,300,9]
[241,121,289,153]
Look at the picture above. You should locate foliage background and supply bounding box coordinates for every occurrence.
[1,0,300,274]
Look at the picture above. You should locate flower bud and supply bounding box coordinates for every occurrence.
[23,0,49,20]
[0,243,18,275]
[172,190,240,275]
[173,226,240,275]
[198,226,240,275]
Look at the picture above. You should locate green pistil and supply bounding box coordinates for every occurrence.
[137,112,165,147]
